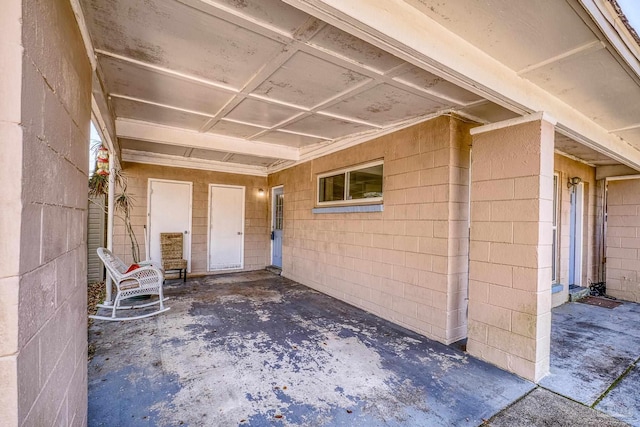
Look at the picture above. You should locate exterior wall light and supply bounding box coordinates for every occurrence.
[258,188,265,196]
[567,176,582,188]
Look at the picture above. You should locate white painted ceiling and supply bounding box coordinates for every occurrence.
[80,0,640,171]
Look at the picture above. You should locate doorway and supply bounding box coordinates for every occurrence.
[569,181,584,286]
[271,186,284,268]
[147,179,192,270]
[208,184,245,271]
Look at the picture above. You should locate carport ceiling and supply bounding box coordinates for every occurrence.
[81,0,631,172]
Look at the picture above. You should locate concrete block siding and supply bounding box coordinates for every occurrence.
[113,163,270,273]
[0,0,91,425]
[268,116,473,345]
[606,178,640,302]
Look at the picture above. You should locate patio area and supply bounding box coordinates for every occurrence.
[88,271,639,426]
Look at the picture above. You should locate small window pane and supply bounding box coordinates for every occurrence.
[348,164,383,200]
[319,174,345,202]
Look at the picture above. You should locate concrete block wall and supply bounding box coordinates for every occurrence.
[113,162,270,273]
[268,116,473,344]
[606,178,640,302]
[467,116,554,382]
[0,0,91,425]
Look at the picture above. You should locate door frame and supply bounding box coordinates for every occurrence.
[569,181,584,286]
[207,183,246,271]
[270,185,284,266]
[146,178,193,271]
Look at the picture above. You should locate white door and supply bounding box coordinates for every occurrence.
[209,185,245,270]
[569,182,584,286]
[147,179,192,270]
[271,186,284,268]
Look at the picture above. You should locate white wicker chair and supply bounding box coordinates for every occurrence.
[90,248,170,321]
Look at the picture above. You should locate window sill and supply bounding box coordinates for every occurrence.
[312,204,384,214]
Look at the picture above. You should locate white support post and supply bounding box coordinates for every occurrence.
[104,153,115,305]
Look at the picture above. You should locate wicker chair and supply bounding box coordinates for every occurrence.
[90,248,169,321]
[160,232,188,282]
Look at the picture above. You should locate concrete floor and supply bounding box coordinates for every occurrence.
[88,271,639,426]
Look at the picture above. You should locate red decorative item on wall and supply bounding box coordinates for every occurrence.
[96,146,109,176]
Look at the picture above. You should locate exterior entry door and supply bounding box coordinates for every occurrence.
[209,185,245,270]
[147,179,192,270]
[271,186,284,268]
[569,182,584,286]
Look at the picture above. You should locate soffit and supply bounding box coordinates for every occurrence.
[81,0,486,172]
[81,0,629,172]
[403,0,640,155]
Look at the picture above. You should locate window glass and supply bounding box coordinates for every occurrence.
[318,173,345,202]
[348,164,383,200]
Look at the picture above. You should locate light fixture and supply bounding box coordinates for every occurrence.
[258,188,265,196]
[567,177,582,189]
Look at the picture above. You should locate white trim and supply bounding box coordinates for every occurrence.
[569,182,584,286]
[207,184,246,271]
[69,0,97,70]
[116,119,300,161]
[123,150,269,177]
[316,160,383,206]
[470,112,557,136]
[146,178,193,272]
[270,185,284,266]
[552,172,560,284]
[605,174,640,181]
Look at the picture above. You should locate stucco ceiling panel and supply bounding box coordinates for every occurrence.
[522,48,640,131]
[322,84,445,126]
[208,120,266,139]
[226,98,302,127]
[254,131,325,148]
[81,0,284,88]
[282,115,375,139]
[456,101,519,124]
[555,133,619,166]
[119,138,190,157]
[393,66,483,104]
[616,128,640,150]
[253,52,370,108]
[99,55,233,116]
[226,153,279,166]
[112,99,209,131]
[309,25,405,73]
[201,0,311,36]
[403,0,598,72]
[189,148,230,162]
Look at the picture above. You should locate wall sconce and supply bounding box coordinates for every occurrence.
[567,177,582,189]
[258,188,265,197]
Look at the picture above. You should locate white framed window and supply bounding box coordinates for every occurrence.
[552,173,559,283]
[317,160,383,206]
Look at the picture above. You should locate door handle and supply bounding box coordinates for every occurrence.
[184,231,188,234]
[271,231,275,240]
[237,232,243,235]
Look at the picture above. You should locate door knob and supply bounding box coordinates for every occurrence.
[237,232,243,235]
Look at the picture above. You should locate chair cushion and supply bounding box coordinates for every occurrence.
[119,279,140,291]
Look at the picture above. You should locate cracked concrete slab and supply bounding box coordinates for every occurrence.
[596,364,640,426]
[487,388,628,427]
[89,271,533,426]
[539,301,640,407]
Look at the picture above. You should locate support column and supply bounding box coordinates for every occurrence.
[467,112,555,382]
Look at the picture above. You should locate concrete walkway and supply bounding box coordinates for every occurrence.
[88,271,638,426]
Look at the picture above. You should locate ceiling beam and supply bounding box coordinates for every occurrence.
[116,119,300,161]
[282,0,640,170]
[122,149,268,176]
